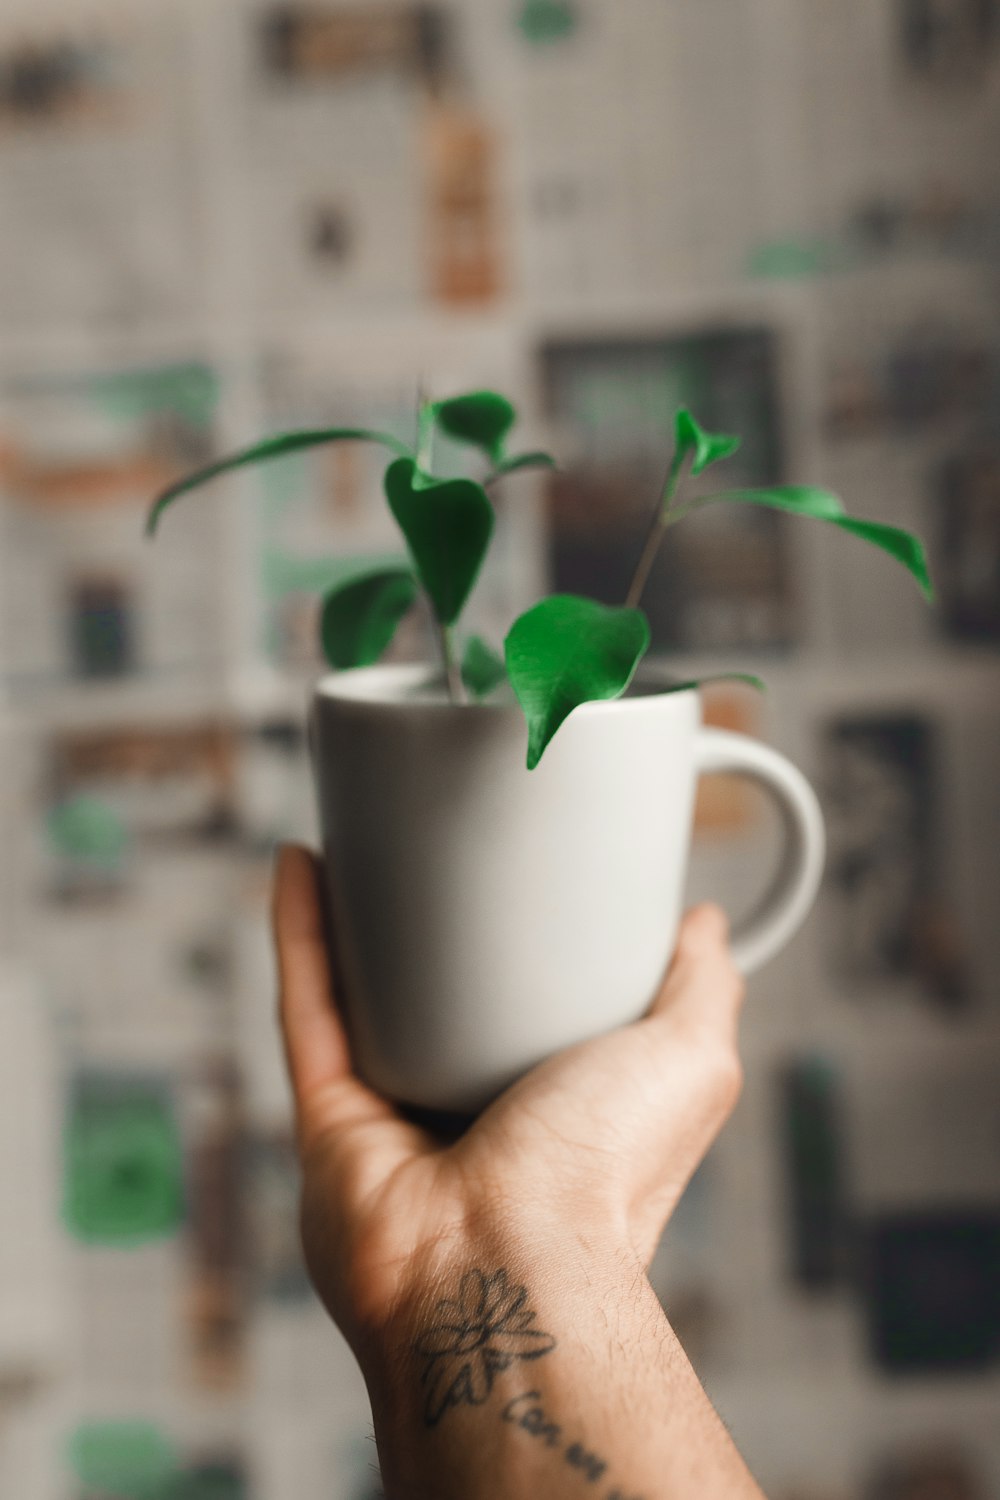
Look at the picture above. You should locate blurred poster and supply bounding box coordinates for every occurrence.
[38,717,239,1044]
[238,718,313,856]
[936,446,1000,641]
[861,1209,1000,1374]
[46,724,237,885]
[778,1058,851,1291]
[539,328,795,652]
[63,1070,184,1246]
[511,1,763,296]
[257,336,530,667]
[0,965,67,1376]
[826,324,989,441]
[69,1420,179,1500]
[169,1454,249,1500]
[251,3,501,310]
[865,1443,988,1500]
[184,1062,246,1390]
[0,11,197,325]
[899,0,999,83]
[0,363,223,686]
[243,1130,310,1303]
[822,714,970,1010]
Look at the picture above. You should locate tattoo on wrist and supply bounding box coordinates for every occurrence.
[411,1267,647,1500]
[413,1267,556,1427]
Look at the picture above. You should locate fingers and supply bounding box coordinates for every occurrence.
[647,903,745,1047]
[273,843,357,1116]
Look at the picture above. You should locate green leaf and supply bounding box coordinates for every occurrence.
[145,426,413,535]
[695,488,933,599]
[487,449,558,480]
[505,595,651,770]
[674,407,741,477]
[384,458,494,626]
[433,391,517,465]
[319,565,419,669]
[461,635,507,698]
[696,485,846,520]
[832,516,934,600]
[662,672,766,695]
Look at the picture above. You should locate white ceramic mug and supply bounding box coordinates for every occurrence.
[311,664,825,1114]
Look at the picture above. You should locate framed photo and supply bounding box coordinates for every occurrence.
[0,363,222,685]
[935,446,1000,641]
[0,11,197,324]
[821,712,970,1010]
[865,1443,988,1500]
[860,1210,1000,1374]
[899,0,999,82]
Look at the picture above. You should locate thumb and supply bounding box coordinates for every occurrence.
[647,904,746,1049]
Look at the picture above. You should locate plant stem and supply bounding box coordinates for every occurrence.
[623,449,688,610]
[414,385,465,704]
[416,383,435,473]
[441,624,466,705]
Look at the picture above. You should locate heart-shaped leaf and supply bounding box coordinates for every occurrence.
[674,407,741,477]
[505,595,651,770]
[319,564,419,669]
[461,635,507,698]
[433,391,517,465]
[384,458,494,626]
[696,488,932,598]
[146,426,413,535]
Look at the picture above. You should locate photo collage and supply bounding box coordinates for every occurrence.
[0,2,998,1498]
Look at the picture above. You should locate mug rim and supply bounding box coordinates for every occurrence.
[314,660,701,716]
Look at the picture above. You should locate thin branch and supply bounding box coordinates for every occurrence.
[413,384,465,704]
[624,508,668,609]
[441,624,466,705]
[623,449,689,610]
[416,382,435,473]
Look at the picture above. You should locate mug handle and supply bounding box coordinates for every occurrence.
[694,728,826,974]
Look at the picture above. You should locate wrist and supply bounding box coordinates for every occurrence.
[354,1218,653,1498]
[358,1204,637,1365]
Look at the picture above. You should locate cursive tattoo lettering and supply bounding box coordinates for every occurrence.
[502,1389,562,1447]
[566,1439,607,1482]
[413,1268,556,1427]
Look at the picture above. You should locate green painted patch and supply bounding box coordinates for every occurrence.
[69,1421,177,1499]
[746,239,832,280]
[518,0,578,44]
[63,1077,184,1244]
[165,1461,247,1500]
[48,795,128,867]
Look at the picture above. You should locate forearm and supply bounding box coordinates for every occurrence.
[357,1222,765,1500]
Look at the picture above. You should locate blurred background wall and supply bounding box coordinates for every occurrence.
[0,2,999,1497]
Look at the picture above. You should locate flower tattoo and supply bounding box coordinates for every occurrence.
[414,1268,557,1427]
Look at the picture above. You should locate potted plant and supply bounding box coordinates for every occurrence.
[148,391,931,1113]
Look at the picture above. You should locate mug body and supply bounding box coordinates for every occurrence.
[312,665,701,1113]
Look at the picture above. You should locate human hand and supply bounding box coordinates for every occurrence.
[273,842,745,1359]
